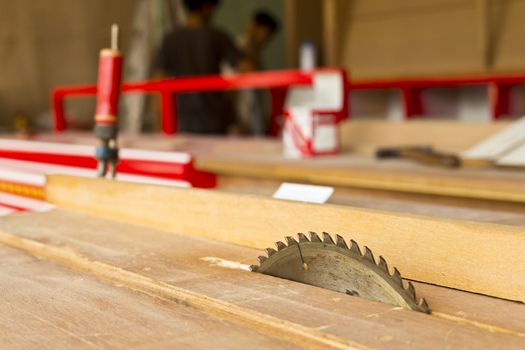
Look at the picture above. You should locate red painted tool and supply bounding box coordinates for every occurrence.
[94,24,123,177]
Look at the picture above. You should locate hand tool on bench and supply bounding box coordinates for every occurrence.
[376,145,461,168]
[94,24,123,178]
[251,232,430,313]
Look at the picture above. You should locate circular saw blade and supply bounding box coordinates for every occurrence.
[251,232,429,313]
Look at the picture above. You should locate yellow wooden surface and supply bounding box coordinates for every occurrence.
[2,209,525,349]
[46,175,525,303]
[0,245,299,350]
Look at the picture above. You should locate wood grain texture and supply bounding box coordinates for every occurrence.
[1,209,525,349]
[462,117,525,160]
[0,228,363,350]
[198,153,525,203]
[46,175,525,303]
[340,0,484,78]
[216,175,525,226]
[0,0,136,126]
[493,0,525,71]
[0,245,301,350]
[498,142,525,168]
[340,120,511,155]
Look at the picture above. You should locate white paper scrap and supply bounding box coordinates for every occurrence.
[273,182,334,204]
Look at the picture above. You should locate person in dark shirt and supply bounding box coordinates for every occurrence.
[235,10,280,135]
[156,0,242,134]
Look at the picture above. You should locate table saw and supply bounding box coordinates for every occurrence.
[1,119,525,349]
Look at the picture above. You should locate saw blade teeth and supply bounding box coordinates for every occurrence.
[378,256,389,273]
[309,231,322,242]
[297,232,310,243]
[418,298,430,313]
[265,248,277,257]
[363,247,376,264]
[406,281,416,300]
[275,241,287,251]
[255,234,431,314]
[350,240,362,255]
[335,234,348,248]
[392,267,403,286]
[322,232,335,245]
[286,236,298,246]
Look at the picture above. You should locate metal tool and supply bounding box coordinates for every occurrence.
[94,24,123,178]
[251,232,430,313]
[376,145,461,168]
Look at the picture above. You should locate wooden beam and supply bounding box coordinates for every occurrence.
[199,155,525,203]
[340,120,511,155]
[477,0,492,68]
[2,209,525,347]
[215,175,525,226]
[46,175,525,303]
[323,0,338,66]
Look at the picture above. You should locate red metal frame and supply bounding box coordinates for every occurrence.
[54,69,525,129]
[52,69,348,135]
[352,73,525,120]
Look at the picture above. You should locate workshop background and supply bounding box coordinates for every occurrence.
[2,0,525,131]
[2,1,525,348]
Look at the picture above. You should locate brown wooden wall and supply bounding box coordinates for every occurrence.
[0,0,136,130]
[326,0,525,79]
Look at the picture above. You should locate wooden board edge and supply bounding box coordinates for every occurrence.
[45,175,525,303]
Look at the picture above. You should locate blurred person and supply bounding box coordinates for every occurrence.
[234,10,279,135]
[239,10,279,71]
[155,0,242,134]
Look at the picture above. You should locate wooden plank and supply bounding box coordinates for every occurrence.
[493,0,525,71]
[340,0,484,79]
[0,245,300,350]
[340,119,511,155]
[322,0,338,66]
[498,143,525,168]
[2,209,525,349]
[283,0,324,67]
[0,0,136,126]
[284,0,299,68]
[199,154,525,203]
[45,175,525,303]
[413,281,525,338]
[216,175,525,226]
[462,117,525,161]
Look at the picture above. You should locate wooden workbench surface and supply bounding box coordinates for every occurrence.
[0,244,296,350]
[6,120,525,215]
[1,209,525,349]
[16,120,525,206]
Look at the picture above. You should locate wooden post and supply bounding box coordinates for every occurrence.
[323,0,338,66]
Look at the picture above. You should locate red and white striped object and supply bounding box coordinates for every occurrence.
[0,191,54,216]
[283,109,340,158]
[282,70,346,158]
[0,139,216,188]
